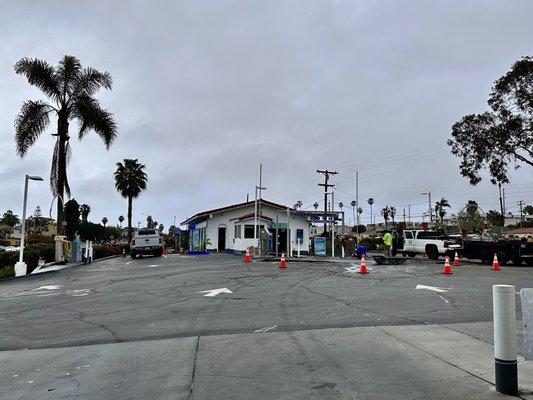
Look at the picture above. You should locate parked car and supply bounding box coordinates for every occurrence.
[130,229,163,258]
[396,230,461,260]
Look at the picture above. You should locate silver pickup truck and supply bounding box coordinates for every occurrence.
[396,230,461,260]
[130,229,163,258]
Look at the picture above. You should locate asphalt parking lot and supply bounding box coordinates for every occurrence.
[1,254,532,399]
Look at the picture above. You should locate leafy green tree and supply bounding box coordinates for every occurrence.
[14,55,117,233]
[158,223,164,232]
[64,199,80,239]
[448,56,533,185]
[1,210,20,227]
[79,204,91,223]
[114,159,148,243]
[524,205,533,215]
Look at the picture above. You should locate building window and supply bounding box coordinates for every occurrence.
[296,229,304,244]
[244,225,255,239]
[234,224,242,239]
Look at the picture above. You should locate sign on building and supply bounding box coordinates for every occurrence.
[314,236,326,256]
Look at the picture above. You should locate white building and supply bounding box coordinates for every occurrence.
[181,199,312,255]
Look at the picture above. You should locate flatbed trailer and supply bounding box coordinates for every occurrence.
[457,239,533,266]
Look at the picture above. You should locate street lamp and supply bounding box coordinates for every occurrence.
[15,175,43,277]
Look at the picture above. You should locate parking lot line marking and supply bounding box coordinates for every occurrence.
[198,288,233,297]
[415,284,448,293]
[254,325,278,333]
[33,285,60,291]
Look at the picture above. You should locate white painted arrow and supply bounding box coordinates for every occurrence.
[198,288,233,297]
[415,284,448,293]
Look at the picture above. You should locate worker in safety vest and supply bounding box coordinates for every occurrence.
[383,231,392,257]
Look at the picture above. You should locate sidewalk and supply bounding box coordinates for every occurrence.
[1,322,531,399]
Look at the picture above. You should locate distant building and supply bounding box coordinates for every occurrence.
[182,199,312,254]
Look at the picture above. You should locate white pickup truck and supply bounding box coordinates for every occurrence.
[396,230,461,260]
[130,229,163,258]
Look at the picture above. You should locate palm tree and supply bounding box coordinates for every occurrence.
[294,200,303,209]
[80,204,91,223]
[350,200,357,228]
[367,198,374,225]
[14,55,117,234]
[114,159,148,243]
[313,202,319,210]
[435,198,451,226]
[381,206,390,230]
[102,217,108,227]
[118,215,124,227]
[390,207,396,226]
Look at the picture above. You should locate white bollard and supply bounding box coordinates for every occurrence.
[493,284,518,396]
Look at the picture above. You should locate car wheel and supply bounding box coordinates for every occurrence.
[426,245,439,260]
[511,257,522,266]
[526,258,533,266]
[407,252,416,258]
[130,251,136,259]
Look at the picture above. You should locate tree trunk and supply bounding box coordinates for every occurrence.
[127,196,133,244]
[56,115,69,236]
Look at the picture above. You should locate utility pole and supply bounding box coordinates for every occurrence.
[519,201,524,228]
[421,192,432,225]
[408,205,411,224]
[317,169,337,236]
[403,208,406,225]
[254,165,266,256]
[498,183,505,230]
[355,170,359,236]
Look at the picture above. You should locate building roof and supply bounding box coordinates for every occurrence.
[181,199,293,225]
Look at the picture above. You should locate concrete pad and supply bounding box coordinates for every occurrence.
[0,337,197,400]
[380,324,533,398]
[191,326,510,399]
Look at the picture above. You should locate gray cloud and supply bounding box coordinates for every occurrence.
[1,0,532,228]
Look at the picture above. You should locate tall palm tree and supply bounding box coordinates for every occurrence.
[381,206,390,230]
[80,204,91,223]
[114,159,148,243]
[313,202,319,210]
[350,200,357,228]
[118,215,124,227]
[367,198,374,225]
[294,200,303,209]
[102,217,108,227]
[435,198,451,225]
[14,55,117,233]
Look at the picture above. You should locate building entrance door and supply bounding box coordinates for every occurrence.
[277,229,287,254]
[218,227,226,252]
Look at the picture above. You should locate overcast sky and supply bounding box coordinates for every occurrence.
[1,0,532,229]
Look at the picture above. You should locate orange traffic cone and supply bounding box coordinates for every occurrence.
[442,256,453,275]
[279,253,287,269]
[453,251,460,267]
[244,249,251,263]
[492,253,500,271]
[358,255,368,274]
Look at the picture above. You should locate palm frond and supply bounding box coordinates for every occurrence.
[14,58,61,102]
[14,100,55,157]
[50,140,59,196]
[73,67,112,96]
[73,96,117,148]
[57,55,82,102]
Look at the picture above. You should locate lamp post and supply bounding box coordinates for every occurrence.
[15,175,43,277]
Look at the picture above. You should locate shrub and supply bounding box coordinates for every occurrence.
[92,244,124,260]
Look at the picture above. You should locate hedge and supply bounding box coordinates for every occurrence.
[92,244,128,260]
